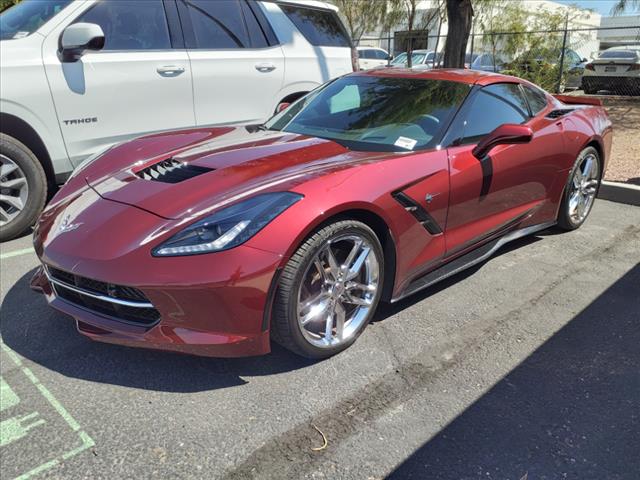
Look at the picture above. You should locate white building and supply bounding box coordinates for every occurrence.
[598,15,640,50]
[357,0,601,60]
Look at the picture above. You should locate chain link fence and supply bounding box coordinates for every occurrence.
[355,26,640,96]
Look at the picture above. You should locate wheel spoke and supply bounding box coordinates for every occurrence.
[299,294,330,326]
[0,193,24,211]
[343,292,372,306]
[0,162,19,178]
[0,206,9,223]
[314,258,329,285]
[568,191,581,217]
[343,239,363,271]
[324,244,341,280]
[334,302,346,341]
[0,177,27,189]
[346,247,370,280]
[346,281,376,293]
[324,308,334,343]
[582,156,594,180]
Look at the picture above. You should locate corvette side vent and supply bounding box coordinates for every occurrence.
[546,108,575,119]
[137,158,213,184]
[392,191,443,235]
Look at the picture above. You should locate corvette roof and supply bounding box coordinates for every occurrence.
[360,68,523,86]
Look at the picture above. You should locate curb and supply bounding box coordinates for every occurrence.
[598,180,640,207]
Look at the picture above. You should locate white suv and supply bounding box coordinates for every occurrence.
[0,0,353,240]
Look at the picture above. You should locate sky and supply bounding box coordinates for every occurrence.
[552,0,633,16]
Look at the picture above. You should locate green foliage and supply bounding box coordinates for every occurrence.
[0,0,20,13]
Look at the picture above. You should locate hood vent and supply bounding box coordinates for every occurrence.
[546,108,575,119]
[136,158,213,184]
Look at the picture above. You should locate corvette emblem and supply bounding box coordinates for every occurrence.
[57,215,83,234]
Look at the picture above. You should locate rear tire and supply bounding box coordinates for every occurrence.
[557,146,601,231]
[271,220,384,359]
[0,134,47,241]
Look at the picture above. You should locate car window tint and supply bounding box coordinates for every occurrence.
[599,50,637,59]
[460,83,529,143]
[77,0,170,50]
[281,5,350,47]
[360,49,372,59]
[374,50,387,60]
[240,0,269,48]
[184,0,251,49]
[523,85,548,115]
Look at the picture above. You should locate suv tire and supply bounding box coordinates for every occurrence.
[0,134,47,241]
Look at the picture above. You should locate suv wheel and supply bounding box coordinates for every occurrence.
[0,134,47,241]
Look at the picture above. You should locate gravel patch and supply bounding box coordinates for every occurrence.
[602,97,640,185]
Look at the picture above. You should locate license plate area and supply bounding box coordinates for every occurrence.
[604,66,617,72]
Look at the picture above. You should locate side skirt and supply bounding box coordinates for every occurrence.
[391,221,556,303]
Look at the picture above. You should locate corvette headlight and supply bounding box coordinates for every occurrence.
[152,192,303,256]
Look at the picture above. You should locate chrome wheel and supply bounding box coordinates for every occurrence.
[296,234,380,348]
[0,154,29,227]
[568,152,598,225]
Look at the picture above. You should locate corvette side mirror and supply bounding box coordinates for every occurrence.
[472,124,533,160]
[60,23,105,62]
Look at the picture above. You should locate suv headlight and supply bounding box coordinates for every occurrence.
[152,192,303,256]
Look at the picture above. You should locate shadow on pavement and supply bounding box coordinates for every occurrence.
[0,234,543,394]
[387,263,640,480]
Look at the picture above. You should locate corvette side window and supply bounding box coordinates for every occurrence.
[523,85,549,115]
[459,83,529,144]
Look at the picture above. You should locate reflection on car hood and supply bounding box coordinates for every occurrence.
[83,126,395,220]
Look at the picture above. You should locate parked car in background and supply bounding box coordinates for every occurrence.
[0,0,353,241]
[471,53,506,73]
[464,52,480,69]
[582,46,640,95]
[356,46,390,70]
[390,49,442,69]
[506,48,587,91]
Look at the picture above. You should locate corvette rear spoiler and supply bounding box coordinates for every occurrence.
[553,94,603,106]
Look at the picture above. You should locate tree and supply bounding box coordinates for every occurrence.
[332,0,393,45]
[388,0,445,68]
[612,0,640,14]
[443,0,474,68]
[0,0,20,13]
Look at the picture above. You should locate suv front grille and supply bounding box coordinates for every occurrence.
[46,267,160,326]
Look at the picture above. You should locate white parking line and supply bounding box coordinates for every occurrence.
[0,248,35,260]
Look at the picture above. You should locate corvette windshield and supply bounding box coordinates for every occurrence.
[265,75,471,152]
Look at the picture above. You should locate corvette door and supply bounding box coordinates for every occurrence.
[444,83,564,255]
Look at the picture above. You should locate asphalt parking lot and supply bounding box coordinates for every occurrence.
[1,199,639,479]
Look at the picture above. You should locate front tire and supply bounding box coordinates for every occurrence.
[271,220,384,359]
[0,134,47,241]
[557,146,601,231]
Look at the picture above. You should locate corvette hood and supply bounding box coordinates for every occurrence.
[85,127,392,220]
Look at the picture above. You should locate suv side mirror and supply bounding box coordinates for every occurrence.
[472,124,533,159]
[60,23,105,62]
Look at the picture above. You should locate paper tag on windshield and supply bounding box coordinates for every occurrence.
[394,136,417,150]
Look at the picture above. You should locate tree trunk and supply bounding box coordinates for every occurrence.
[443,0,473,68]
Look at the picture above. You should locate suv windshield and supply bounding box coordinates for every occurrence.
[265,75,471,152]
[0,0,71,40]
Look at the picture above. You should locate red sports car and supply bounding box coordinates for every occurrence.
[31,69,612,359]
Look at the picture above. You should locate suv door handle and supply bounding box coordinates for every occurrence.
[255,63,276,73]
[157,65,185,76]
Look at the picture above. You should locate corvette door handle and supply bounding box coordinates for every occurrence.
[157,65,185,76]
[255,63,276,73]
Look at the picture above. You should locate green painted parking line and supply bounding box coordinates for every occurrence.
[0,412,46,448]
[0,377,21,411]
[0,343,95,479]
[0,248,34,260]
